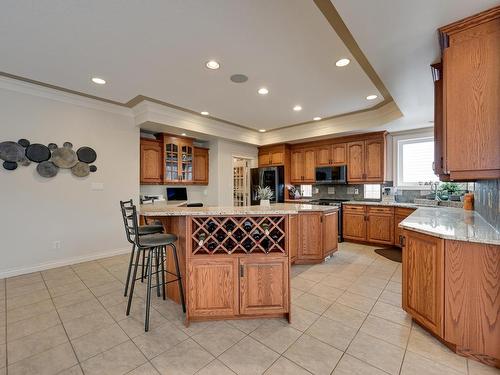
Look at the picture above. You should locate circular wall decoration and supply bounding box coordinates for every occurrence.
[76,146,97,164]
[36,161,59,178]
[89,165,97,172]
[71,162,90,177]
[51,147,78,169]
[25,143,51,163]
[0,141,25,162]
[3,161,18,170]
[48,143,58,151]
[18,139,30,148]
[63,141,73,149]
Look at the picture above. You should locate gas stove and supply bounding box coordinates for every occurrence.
[308,198,350,206]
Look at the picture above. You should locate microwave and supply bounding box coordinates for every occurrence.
[315,166,347,184]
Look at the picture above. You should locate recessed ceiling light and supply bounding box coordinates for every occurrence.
[181,133,187,136]
[293,105,302,111]
[313,117,322,121]
[258,88,269,95]
[258,129,266,133]
[366,94,378,100]
[91,77,106,85]
[200,111,209,116]
[335,58,350,67]
[205,60,220,70]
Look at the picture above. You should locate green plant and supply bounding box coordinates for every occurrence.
[438,182,461,195]
[256,186,274,200]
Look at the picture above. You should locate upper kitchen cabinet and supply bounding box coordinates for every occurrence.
[193,147,209,185]
[437,7,500,180]
[163,134,194,184]
[290,148,315,184]
[258,144,289,167]
[347,135,386,183]
[140,138,163,184]
[315,143,347,166]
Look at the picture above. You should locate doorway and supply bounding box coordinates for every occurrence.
[233,157,251,206]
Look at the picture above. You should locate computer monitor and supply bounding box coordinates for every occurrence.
[166,187,188,201]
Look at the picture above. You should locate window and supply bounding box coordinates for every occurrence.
[397,137,438,188]
[300,184,312,197]
[364,184,381,199]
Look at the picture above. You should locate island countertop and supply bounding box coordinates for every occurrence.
[140,203,338,216]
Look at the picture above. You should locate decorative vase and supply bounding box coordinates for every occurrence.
[260,199,270,207]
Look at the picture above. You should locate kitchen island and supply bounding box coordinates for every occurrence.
[140,203,338,325]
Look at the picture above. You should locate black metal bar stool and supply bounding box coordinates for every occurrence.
[120,199,163,297]
[120,203,186,331]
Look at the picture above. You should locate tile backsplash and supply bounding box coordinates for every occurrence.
[474,179,499,230]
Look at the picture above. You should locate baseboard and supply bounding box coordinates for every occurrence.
[0,247,130,279]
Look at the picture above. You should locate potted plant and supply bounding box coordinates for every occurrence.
[438,182,461,201]
[256,186,274,207]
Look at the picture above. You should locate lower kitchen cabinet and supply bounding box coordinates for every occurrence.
[288,214,298,263]
[343,205,367,241]
[394,207,416,246]
[322,210,338,258]
[366,206,394,245]
[240,257,289,315]
[402,230,444,336]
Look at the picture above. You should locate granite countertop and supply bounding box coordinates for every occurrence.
[344,201,421,208]
[140,203,338,217]
[399,206,500,245]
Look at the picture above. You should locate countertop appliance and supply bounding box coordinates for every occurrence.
[315,165,347,184]
[250,166,285,205]
[308,198,350,242]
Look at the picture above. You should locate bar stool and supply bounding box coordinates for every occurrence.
[121,203,186,331]
[120,199,163,297]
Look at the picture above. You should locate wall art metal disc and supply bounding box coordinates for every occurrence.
[51,147,78,169]
[48,143,58,151]
[89,165,97,172]
[0,141,25,162]
[63,142,73,149]
[36,161,59,178]
[76,147,97,164]
[71,162,90,177]
[25,143,51,163]
[18,139,30,148]
[3,161,18,170]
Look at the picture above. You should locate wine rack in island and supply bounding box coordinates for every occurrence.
[186,214,290,324]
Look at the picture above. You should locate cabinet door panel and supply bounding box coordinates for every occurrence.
[290,150,303,183]
[303,149,316,182]
[258,153,270,167]
[270,151,284,165]
[316,146,332,166]
[343,212,366,241]
[332,143,346,164]
[193,148,209,184]
[402,230,444,336]
[188,258,238,317]
[140,141,162,183]
[240,257,288,315]
[323,211,338,257]
[289,214,298,263]
[347,141,364,182]
[298,212,322,259]
[367,213,394,245]
[365,139,384,182]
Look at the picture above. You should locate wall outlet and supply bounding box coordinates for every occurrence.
[328,187,335,195]
[354,188,359,195]
[52,241,61,250]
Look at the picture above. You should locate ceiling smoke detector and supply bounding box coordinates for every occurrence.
[230,74,248,83]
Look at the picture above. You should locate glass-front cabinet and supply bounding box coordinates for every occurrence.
[163,135,194,183]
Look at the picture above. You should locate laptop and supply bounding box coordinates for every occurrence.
[166,187,188,201]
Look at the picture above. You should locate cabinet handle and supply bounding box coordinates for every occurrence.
[400,235,406,247]
[240,264,244,277]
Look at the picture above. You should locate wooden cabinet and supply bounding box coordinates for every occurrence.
[316,143,347,166]
[240,257,288,315]
[332,143,347,164]
[140,138,163,184]
[402,230,444,336]
[347,139,385,183]
[394,207,416,247]
[431,63,449,181]
[163,134,194,184]
[193,147,209,185]
[290,148,315,183]
[366,206,394,245]
[298,212,323,260]
[188,258,239,317]
[258,145,286,167]
[322,210,338,257]
[288,214,298,263]
[343,205,367,241]
[438,8,500,180]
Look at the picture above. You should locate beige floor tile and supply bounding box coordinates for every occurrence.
[320,274,355,290]
[57,298,106,322]
[226,318,266,334]
[336,292,376,313]
[308,283,344,302]
[333,354,388,375]
[347,283,384,299]
[250,319,302,354]
[6,280,47,299]
[118,313,170,338]
[293,293,331,314]
[48,280,87,298]
[58,365,84,375]
[401,350,465,375]
[88,280,124,297]
[359,315,410,348]
[6,273,43,289]
[291,276,317,292]
[284,334,343,375]
[133,321,188,359]
[306,316,358,351]
[0,344,5,369]
[290,287,305,303]
[63,309,114,339]
[370,300,411,327]
[98,290,130,308]
[6,298,55,324]
[151,338,214,375]
[127,362,161,375]
[197,359,236,375]
[346,332,405,375]
[6,288,50,310]
[0,325,5,345]
[8,342,77,375]
[468,359,500,375]
[264,356,310,375]
[296,270,328,283]
[378,289,402,307]
[81,341,147,375]
[7,324,68,364]
[52,288,96,309]
[385,281,402,294]
[322,302,367,329]
[192,321,245,356]
[289,305,320,332]
[219,336,280,375]
[7,310,60,341]
[407,325,467,374]
[71,323,129,361]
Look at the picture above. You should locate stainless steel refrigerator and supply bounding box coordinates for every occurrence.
[250,166,285,205]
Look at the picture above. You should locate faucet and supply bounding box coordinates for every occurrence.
[430,181,441,201]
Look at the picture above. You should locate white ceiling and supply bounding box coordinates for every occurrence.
[332,0,499,132]
[0,0,383,131]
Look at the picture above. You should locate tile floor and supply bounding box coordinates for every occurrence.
[0,242,498,375]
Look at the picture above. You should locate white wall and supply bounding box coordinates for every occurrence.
[0,80,139,278]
